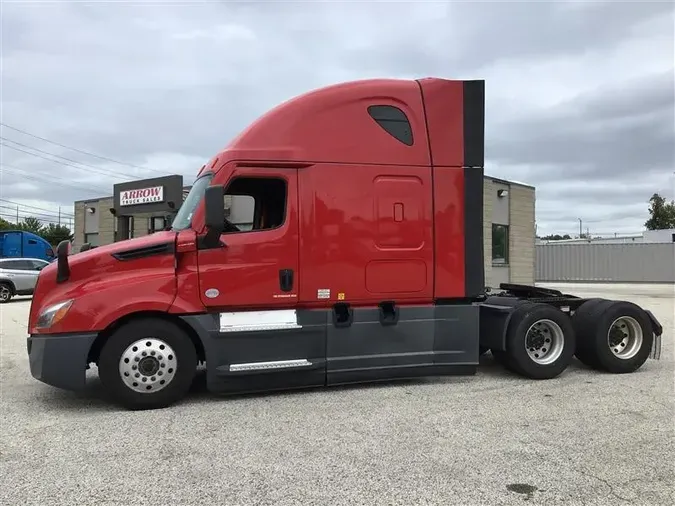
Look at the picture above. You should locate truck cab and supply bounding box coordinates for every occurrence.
[0,230,55,262]
[26,77,662,410]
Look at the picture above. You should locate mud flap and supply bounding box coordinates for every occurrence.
[649,333,662,360]
[644,309,662,360]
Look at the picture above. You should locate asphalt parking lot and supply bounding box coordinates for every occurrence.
[1,283,673,506]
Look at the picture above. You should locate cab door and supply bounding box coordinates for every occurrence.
[197,168,300,309]
[196,167,326,392]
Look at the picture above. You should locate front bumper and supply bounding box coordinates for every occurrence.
[27,332,97,391]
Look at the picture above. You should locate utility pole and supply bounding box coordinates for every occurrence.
[58,206,61,225]
[16,206,19,223]
[578,218,582,237]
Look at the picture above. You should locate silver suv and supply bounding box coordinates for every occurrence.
[0,258,50,303]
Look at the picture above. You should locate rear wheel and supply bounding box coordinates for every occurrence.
[573,300,653,374]
[0,283,13,304]
[98,318,198,410]
[502,303,576,379]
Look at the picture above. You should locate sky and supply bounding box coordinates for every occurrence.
[1,0,674,237]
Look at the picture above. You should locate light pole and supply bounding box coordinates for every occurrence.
[578,218,582,238]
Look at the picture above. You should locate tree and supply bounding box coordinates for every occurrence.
[645,193,675,230]
[0,216,73,246]
[540,234,572,241]
[41,223,74,245]
[0,217,14,231]
[16,217,43,234]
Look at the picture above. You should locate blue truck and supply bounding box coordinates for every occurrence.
[0,230,55,262]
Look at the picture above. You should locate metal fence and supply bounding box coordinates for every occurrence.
[535,243,675,283]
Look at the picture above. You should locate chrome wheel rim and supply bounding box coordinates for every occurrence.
[119,338,177,393]
[0,286,10,302]
[608,316,643,360]
[525,319,565,365]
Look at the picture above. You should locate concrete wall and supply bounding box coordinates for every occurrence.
[99,197,115,244]
[74,197,114,251]
[483,179,493,289]
[536,243,675,283]
[508,184,536,284]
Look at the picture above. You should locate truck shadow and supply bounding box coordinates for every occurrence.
[38,354,599,412]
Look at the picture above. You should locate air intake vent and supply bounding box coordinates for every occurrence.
[111,242,174,261]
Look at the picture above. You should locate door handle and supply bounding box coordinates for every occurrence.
[279,269,294,292]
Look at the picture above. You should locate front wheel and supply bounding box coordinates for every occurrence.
[0,283,13,304]
[98,318,198,410]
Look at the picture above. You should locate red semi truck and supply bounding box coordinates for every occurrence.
[27,77,663,410]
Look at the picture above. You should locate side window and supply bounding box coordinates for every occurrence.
[0,260,21,270]
[222,177,287,234]
[30,260,48,271]
[367,105,414,146]
[6,260,32,270]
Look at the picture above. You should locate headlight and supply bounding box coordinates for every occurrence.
[36,299,74,329]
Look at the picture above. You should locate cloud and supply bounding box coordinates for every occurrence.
[1,0,674,236]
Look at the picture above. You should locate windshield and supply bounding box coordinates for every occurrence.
[171,173,213,231]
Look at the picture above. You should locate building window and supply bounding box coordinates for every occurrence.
[492,224,509,264]
[367,105,414,146]
[148,216,166,234]
[84,233,99,246]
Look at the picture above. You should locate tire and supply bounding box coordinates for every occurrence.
[98,318,198,410]
[0,282,13,304]
[503,303,576,379]
[572,300,653,374]
[490,301,537,373]
[570,298,606,368]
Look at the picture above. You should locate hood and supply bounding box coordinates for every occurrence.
[29,230,179,333]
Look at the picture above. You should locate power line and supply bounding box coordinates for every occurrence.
[1,142,137,181]
[0,205,68,221]
[0,122,166,174]
[0,198,74,217]
[0,212,66,227]
[0,136,145,180]
[2,163,110,196]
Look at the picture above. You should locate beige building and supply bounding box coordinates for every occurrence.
[483,176,536,288]
[74,174,535,288]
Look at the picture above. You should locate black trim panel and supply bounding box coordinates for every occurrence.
[181,310,327,394]
[464,166,485,297]
[180,304,481,395]
[463,80,485,168]
[111,242,175,261]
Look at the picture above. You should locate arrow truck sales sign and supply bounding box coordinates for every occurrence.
[119,186,164,206]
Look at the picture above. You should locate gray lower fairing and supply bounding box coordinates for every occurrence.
[181,304,481,395]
